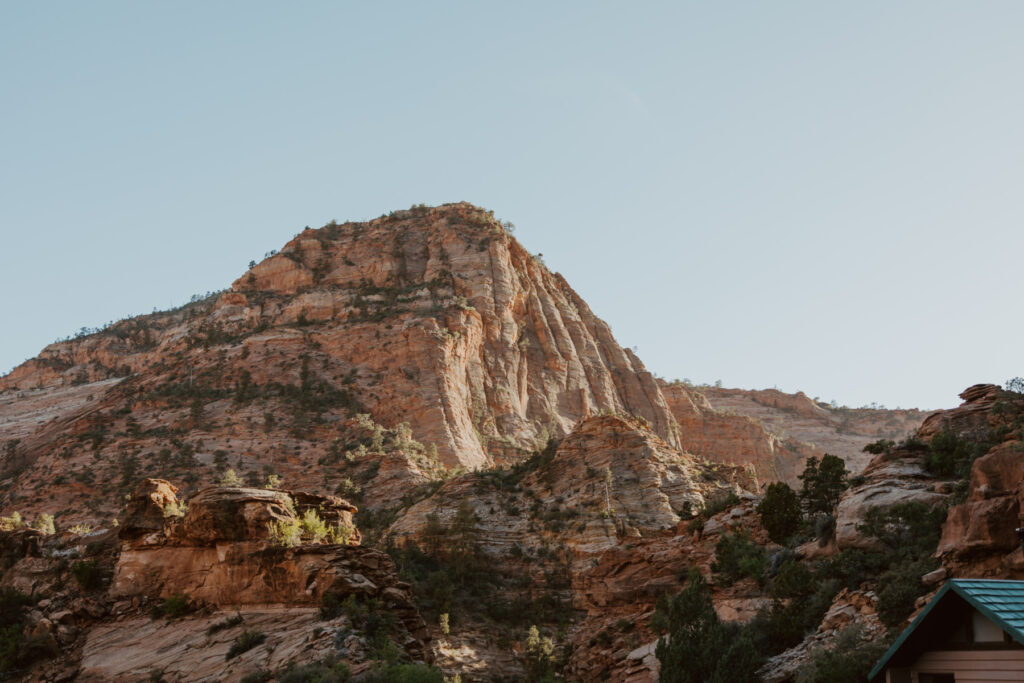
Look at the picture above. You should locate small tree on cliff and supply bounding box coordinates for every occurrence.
[798,454,848,515]
[756,482,802,543]
[654,571,761,683]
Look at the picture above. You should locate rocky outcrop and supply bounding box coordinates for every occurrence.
[827,384,1024,576]
[120,478,178,539]
[79,608,345,682]
[937,446,1024,580]
[835,451,948,550]
[179,486,297,544]
[0,479,429,681]
[660,382,814,485]
[388,414,753,560]
[919,384,1004,441]
[662,383,927,480]
[384,414,763,682]
[0,204,684,484]
[567,498,771,682]
[758,589,886,683]
[923,386,1024,576]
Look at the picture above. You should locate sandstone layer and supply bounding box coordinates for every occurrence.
[0,480,430,681]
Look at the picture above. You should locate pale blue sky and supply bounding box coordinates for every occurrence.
[2,2,1022,410]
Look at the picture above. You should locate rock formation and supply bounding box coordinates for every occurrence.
[661,382,925,481]
[0,203,948,681]
[0,479,428,681]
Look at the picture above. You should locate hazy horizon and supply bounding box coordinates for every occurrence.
[3,2,1023,410]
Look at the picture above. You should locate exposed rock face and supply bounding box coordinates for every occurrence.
[758,589,886,683]
[937,445,1024,579]
[0,204,682,485]
[938,443,1024,559]
[79,608,344,682]
[389,414,752,560]
[835,451,948,550]
[919,384,1004,441]
[915,385,1024,577]
[384,414,763,682]
[0,203,946,681]
[120,478,178,539]
[566,498,772,682]
[824,384,1024,578]
[0,204,926,535]
[661,383,927,483]
[660,382,812,484]
[0,480,428,681]
[180,486,298,544]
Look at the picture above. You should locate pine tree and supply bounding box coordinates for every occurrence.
[756,482,802,543]
[798,454,848,514]
[655,572,762,683]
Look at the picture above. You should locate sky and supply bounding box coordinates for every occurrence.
[1,2,1022,410]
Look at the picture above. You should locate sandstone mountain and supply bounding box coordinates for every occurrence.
[0,202,947,681]
[0,202,906,528]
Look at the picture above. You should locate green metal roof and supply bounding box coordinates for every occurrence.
[869,579,1024,680]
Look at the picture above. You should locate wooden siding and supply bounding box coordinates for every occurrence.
[910,649,1024,682]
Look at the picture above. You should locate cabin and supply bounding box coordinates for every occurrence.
[870,579,1024,683]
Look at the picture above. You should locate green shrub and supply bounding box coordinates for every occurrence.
[712,530,767,586]
[704,491,741,517]
[924,429,993,478]
[151,593,191,619]
[815,549,889,592]
[770,560,816,599]
[357,663,445,683]
[320,593,395,643]
[71,559,103,591]
[226,628,266,659]
[0,588,40,673]
[206,612,244,636]
[319,591,346,620]
[0,511,23,531]
[876,557,937,627]
[798,455,848,515]
[275,657,350,682]
[856,502,947,559]
[864,440,897,456]
[300,508,329,543]
[862,439,894,455]
[0,589,31,628]
[654,572,762,683]
[756,482,802,543]
[32,513,55,535]
[794,625,889,683]
[0,624,24,673]
[525,624,556,682]
[747,599,813,655]
[267,517,302,547]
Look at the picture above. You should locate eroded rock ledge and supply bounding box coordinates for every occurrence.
[0,479,429,682]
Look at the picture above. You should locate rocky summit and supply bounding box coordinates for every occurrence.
[8,203,1013,682]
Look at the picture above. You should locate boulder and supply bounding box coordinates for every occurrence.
[119,478,178,539]
[835,456,947,550]
[936,444,1024,560]
[918,384,1003,441]
[180,487,295,544]
[288,490,361,545]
